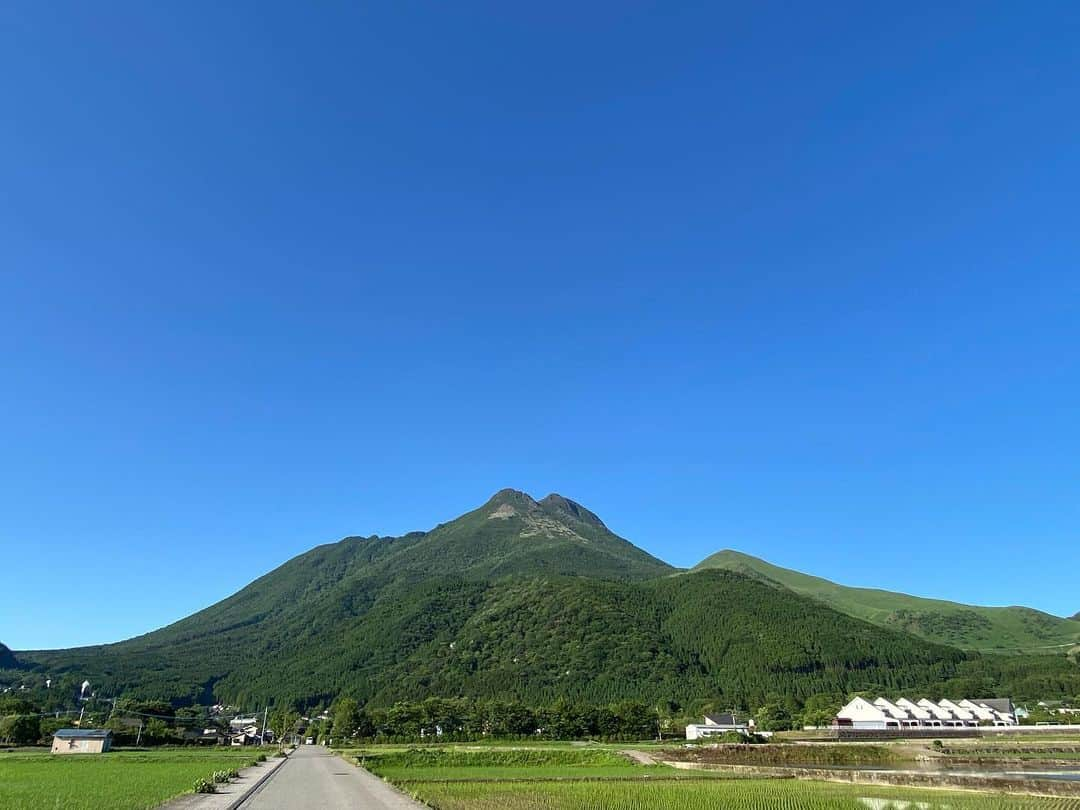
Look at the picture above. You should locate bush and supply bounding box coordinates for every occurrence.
[212,770,230,784]
[715,731,747,744]
[228,768,240,779]
[193,778,216,794]
[932,739,944,750]
[256,753,267,762]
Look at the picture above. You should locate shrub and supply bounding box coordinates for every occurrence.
[212,770,230,784]
[193,778,216,794]
[715,731,746,744]
[256,753,267,762]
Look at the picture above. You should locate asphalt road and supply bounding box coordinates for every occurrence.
[238,745,423,809]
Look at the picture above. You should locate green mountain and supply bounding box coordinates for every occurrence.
[0,643,16,670]
[694,550,1080,653]
[8,492,1079,710]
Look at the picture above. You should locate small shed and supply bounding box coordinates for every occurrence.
[51,728,112,754]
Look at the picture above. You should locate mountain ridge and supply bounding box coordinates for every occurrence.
[694,549,1080,652]
[6,490,1079,709]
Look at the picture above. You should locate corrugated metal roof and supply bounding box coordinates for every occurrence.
[53,728,112,739]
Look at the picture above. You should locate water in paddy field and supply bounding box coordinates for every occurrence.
[999,770,1080,782]
[810,762,1080,782]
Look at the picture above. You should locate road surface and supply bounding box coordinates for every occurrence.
[237,745,423,809]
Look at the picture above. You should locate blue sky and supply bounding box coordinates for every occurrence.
[2,2,1079,649]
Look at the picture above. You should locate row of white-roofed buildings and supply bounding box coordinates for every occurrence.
[835,696,1017,730]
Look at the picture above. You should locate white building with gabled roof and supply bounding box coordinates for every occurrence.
[873,698,920,727]
[937,699,977,725]
[895,698,934,723]
[835,697,893,730]
[836,696,1017,730]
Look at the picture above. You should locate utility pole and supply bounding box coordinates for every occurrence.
[260,707,268,745]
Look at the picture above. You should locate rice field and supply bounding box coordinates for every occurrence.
[362,747,1080,810]
[405,779,1080,809]
[0,747,267,810]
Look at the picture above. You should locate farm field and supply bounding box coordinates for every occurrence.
[355,746,1080,810]
[356,746,727,782]
[0,747,269,810]
[406,779,1080,809]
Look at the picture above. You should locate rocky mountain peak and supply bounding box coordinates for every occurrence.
[539,493,606,528]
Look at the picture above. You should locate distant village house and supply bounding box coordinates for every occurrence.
[685,712,756,740]
[51,728,112,754]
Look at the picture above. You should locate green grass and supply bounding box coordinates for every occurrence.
[664,743,901,767]
[406,779,1080,809]
[0,747,266,810]
[360,747,668,782]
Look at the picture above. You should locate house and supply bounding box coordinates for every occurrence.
[835,697,1017,731]
[833,697,893,730]
[231,726,273,746]
[182,727,226,745]
[51,728,112,754]
[685,712,755,740]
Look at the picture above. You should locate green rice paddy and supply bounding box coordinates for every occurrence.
[0,747,266,810]
[405,779,1080,809]
[358,747,1080,810]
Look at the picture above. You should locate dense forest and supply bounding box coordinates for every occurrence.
[4,490,1078,715]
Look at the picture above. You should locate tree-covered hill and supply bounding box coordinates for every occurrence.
[13,568,987,710]
[7,491,1079,710]
[694,550,1080,652]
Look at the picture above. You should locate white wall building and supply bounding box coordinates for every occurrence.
[836,697,1016,730]
[685,712,755,740]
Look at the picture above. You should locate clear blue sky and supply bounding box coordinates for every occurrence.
[3,2,1079,650]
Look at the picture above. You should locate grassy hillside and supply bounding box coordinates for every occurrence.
[694,550,1080,653]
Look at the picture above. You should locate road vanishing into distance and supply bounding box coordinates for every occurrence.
[238,745,423,809]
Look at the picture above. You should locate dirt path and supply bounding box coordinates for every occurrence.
[622,749,659,765]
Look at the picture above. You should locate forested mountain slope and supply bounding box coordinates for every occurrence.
[694,550,1080,652]
[9,491,1079,709]
[16,569,983,709]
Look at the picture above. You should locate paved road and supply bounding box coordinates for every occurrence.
[238,746,423,809]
